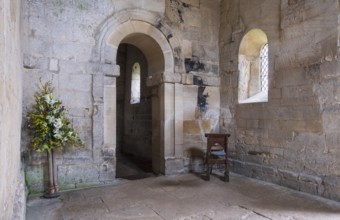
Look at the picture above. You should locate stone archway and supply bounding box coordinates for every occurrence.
[93,10,184,175]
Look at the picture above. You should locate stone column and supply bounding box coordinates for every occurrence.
[104,78,116,150]
[151,86,163,173]
[162,82,175,158]
[148,72,185,175]
[162,82,186,175]
[174,83,184,157]
[90,62,119,182]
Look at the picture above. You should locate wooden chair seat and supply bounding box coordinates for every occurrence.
[205,133,230,182]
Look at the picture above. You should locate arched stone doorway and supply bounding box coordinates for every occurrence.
[115,40,156,179]
[94,10,184,177]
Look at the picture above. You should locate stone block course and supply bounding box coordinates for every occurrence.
[230,159,340,200]
[25,165,46,194]
[23,54,49,70]
[165,157,186,175]
[52,42,94,61]
[298,173,323,195]
[275,68,309,88]
[323,176,340,201]
[57,164,100,188]
[59,60,88,74]
[325,132,340,153]
[59,73,92,92]
[278,169,299,190]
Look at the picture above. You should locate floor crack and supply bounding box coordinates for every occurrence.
[100,197,111,213]
[146,204,166,220]
[238,205,273,220]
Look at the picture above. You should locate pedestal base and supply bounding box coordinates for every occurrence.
[44,150,60,199]
[43,192,61,199]
[43,184,60,199]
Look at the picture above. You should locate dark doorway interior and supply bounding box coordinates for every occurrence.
[116,43,154,180]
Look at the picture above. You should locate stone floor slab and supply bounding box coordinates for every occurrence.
[26,173,340,220]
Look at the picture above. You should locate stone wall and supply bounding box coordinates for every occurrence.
[182,80,221,172]
[0,0,25,219]
[22,0,221,193]
[220,0,340,201]
[175,0,222,173]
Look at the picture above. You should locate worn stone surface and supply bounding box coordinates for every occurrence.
[26,173,340,220]
[220,0,340,202]
[0,0,25,219]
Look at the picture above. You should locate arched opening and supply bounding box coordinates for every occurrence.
[115,33,165,179]
[98,15,177,178]
[238,29,269,104]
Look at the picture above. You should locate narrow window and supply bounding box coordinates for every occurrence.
[238,29,268,104]
[130,62,140,104]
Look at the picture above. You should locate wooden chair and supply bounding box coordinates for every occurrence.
[205,133,230,182]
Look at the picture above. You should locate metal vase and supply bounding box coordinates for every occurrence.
[43,150,60,198]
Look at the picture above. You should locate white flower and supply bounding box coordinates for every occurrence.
[50,99,56,105]
[54,132,62,139]
[44,93,56,105]
[53,118,63,129]
[48,116,55,124]
[44,94,52,104]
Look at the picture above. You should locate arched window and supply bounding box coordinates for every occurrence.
[130,62,140,104]
[238,29,269,104]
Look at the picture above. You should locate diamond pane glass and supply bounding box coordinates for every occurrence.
[260,44,268,92]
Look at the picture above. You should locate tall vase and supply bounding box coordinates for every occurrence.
[43,150,60,198]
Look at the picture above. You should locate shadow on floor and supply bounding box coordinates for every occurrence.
[116,152,155,180]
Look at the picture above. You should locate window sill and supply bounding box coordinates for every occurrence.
[238,91,268,104]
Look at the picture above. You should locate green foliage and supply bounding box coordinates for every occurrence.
[27,80,83,153]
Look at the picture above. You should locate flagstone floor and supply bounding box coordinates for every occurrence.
[26,172,340,220]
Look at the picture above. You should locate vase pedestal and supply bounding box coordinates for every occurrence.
[43,150,60,199]
[43,185,60,198]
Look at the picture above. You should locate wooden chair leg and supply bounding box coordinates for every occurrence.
[224,172,229,182]
[206,165,211,181]
[224,162,229,182]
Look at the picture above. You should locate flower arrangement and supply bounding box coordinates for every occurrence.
[28,80,83,153]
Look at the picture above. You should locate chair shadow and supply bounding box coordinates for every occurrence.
[187,147,229,182]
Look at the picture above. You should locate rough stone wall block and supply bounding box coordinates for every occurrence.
[103,45,118,65]
[104,82,116,148]
[174,83,184,157]
[93,104,104,161]
[165,157,185,175]
[0,0,25,219]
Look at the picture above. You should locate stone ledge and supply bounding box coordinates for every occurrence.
[146,72,182,86]
[230,159,340,202]
[86,63,120,76]
[146,72,220,87]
